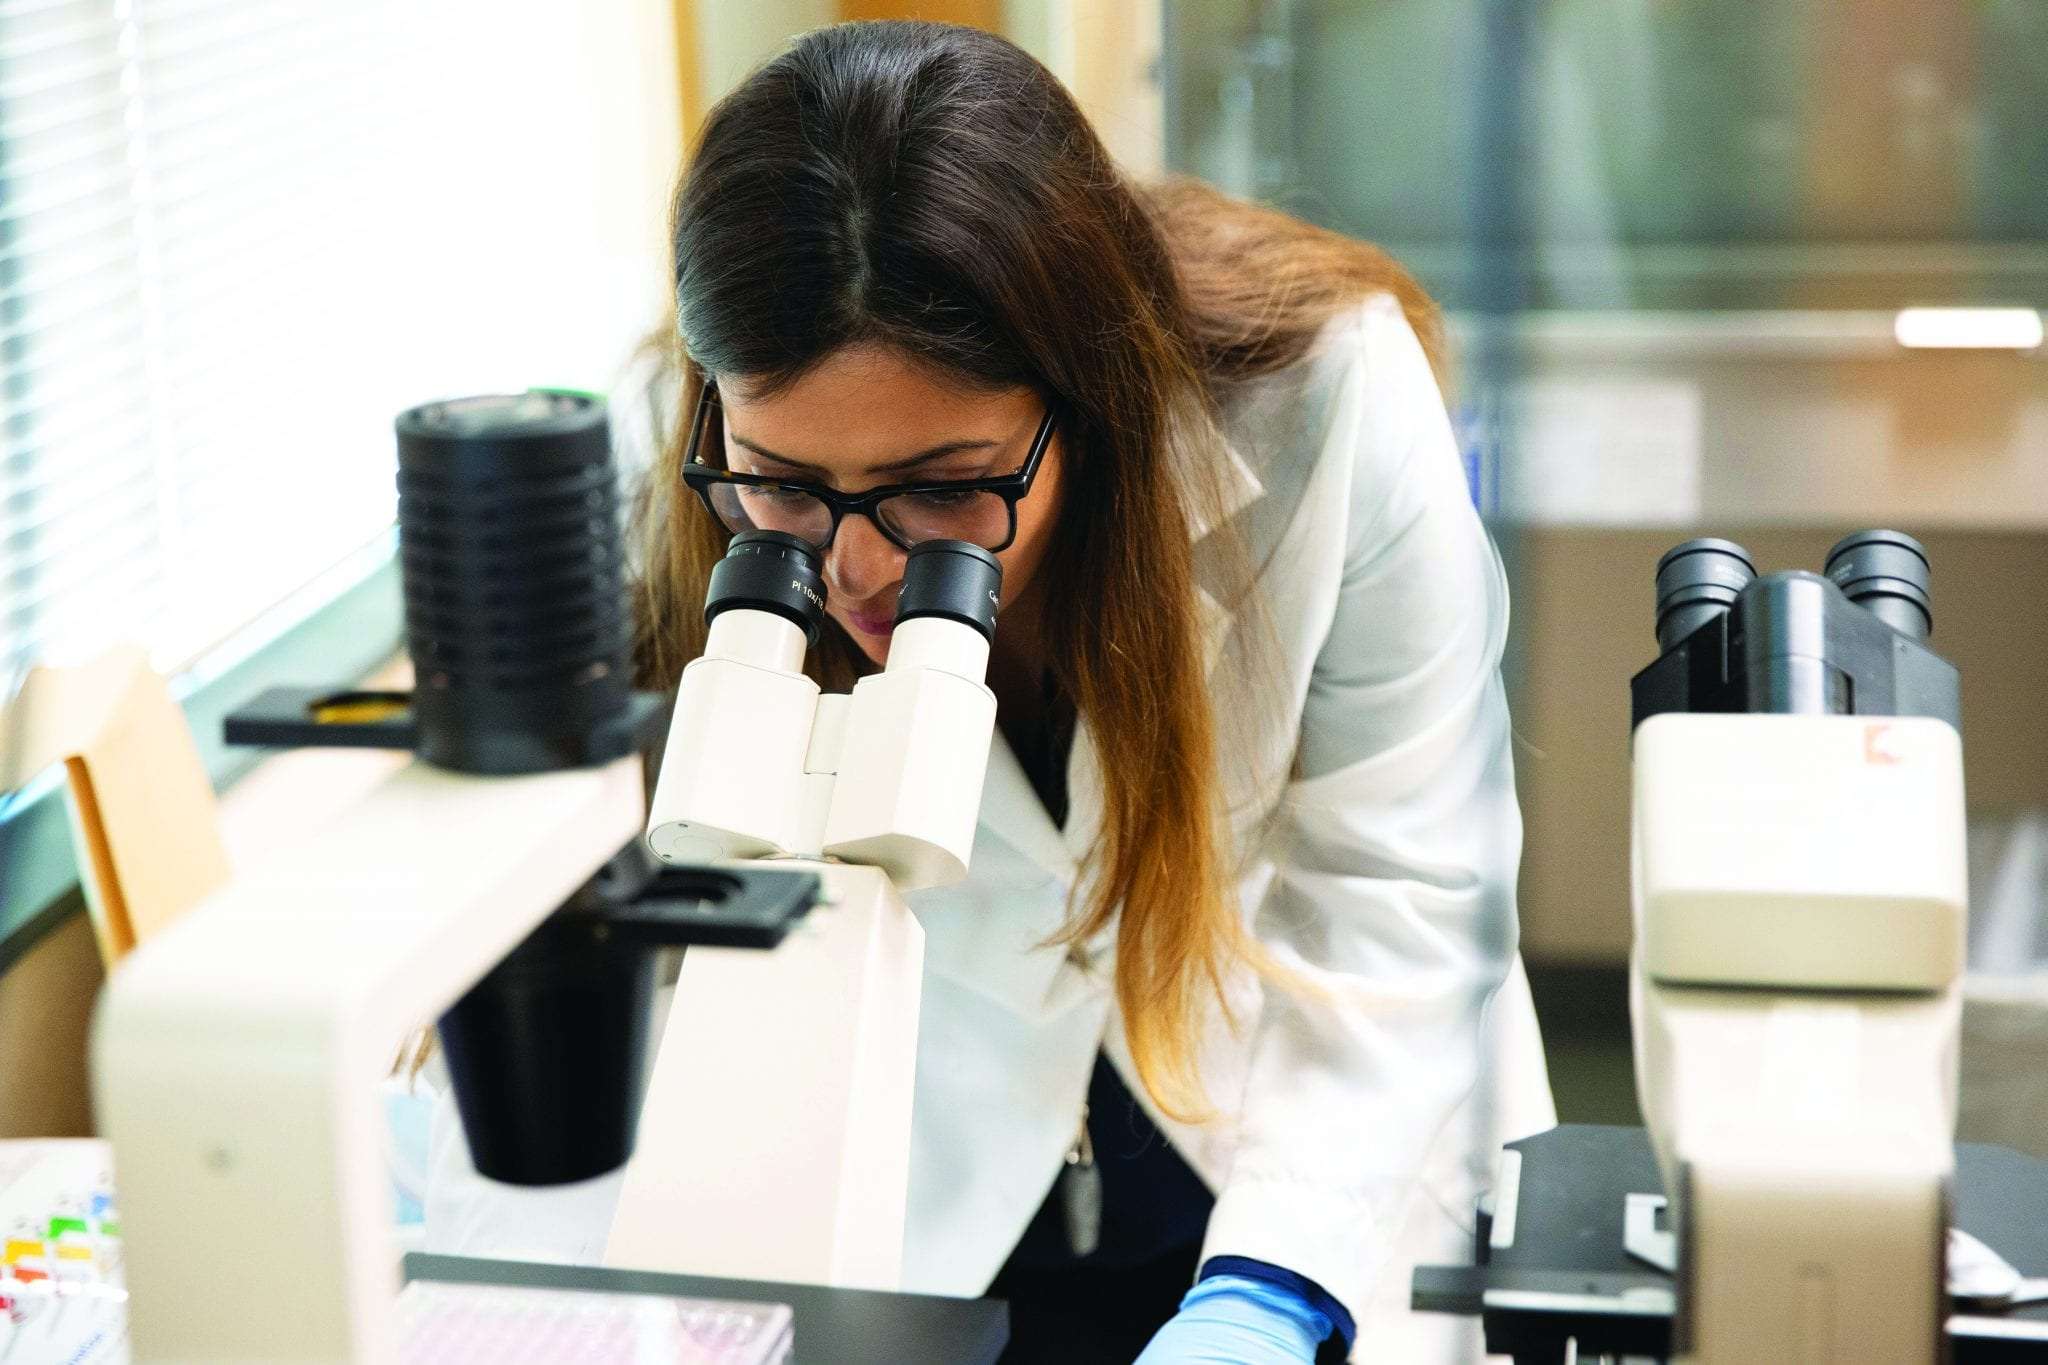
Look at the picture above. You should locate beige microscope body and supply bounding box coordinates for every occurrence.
[1628,535,1968,1364]
[1632,712,1965,1362]
[93,752,648,1363]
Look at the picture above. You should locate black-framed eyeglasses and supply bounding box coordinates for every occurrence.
[682,382,1056,553]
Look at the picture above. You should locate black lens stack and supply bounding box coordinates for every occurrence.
[395,391,652,1188]
[395,391,634,775]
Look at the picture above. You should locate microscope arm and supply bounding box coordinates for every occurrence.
[619,555,1001,1288]
[605,861,923,1290]
[93,754,644,1365]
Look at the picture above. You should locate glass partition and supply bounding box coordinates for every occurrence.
[1166,0,2048,311]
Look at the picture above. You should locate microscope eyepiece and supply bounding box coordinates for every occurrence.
[705,530,828,646]
[1825,529,1932,641]
[1654,537,1756,653]
[895,539,1002,642]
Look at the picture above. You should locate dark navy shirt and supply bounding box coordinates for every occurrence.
[1003,1052,1216,1272]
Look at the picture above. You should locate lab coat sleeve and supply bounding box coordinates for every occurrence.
[1200,294,1522,1324]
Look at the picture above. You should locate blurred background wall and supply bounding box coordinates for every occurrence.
[1,0,688,1135]
[674,2,1160,170]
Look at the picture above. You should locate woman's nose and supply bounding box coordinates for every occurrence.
[824,514,903,603]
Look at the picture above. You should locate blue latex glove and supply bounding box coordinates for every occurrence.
[1134,1274,1332,1364]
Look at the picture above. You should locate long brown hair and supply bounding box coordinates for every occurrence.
[634,21,1443,1120]
[1147,176,1446,393]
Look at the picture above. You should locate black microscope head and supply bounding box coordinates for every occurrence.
[1632,531,1959,733]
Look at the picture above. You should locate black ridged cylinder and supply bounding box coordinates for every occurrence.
[1826,528,1933,641]
[1654,537,1756,652]
[395,392,634,775]
[704,529,827,643]
[896,539,1002,641]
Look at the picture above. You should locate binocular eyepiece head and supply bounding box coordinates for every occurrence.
[1653,528,1934,653]
[704,532,1004,647]
[1635,526,1957,728]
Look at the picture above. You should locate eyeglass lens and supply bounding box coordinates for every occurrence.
[703,482,1012,551]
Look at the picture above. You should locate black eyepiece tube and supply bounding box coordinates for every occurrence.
[1654,537,1756,653]
[895,539,1003,641]
[704,529,828,645]
[1825,529,1932,642]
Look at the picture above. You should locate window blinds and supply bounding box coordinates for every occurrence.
[0,0,682,682]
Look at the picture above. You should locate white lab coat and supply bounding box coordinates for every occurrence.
[424,292,1555,1358]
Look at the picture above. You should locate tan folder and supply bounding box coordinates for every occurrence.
[1,645,230,965]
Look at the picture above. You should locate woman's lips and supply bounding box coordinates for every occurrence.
[846,607,896,637]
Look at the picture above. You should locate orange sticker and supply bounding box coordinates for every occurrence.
[1864,723,1903,766]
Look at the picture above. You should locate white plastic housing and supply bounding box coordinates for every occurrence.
[607,863,921,1289]
[821,620,997,891]
[884,614,990,680]
[1633,976,1957,1362]
[93,755,645,1363]
[1633,712,1966,990]
[1629,711,1966,1363]
[647,642,819,863]
[706,608,807,674]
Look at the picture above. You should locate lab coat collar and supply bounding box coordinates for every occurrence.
[1189,438,1266,545]
[977,721,1077,882]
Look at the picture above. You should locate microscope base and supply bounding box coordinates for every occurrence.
[1410,1125,2048,1363]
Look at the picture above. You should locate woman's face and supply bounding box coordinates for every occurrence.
[715,344,1065,665]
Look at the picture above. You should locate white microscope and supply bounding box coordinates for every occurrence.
[90,392,1003,1361]
[1413,530,2048,1360]
[605,527,1004,1289]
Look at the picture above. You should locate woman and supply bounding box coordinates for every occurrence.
[435,19,1552,1362]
